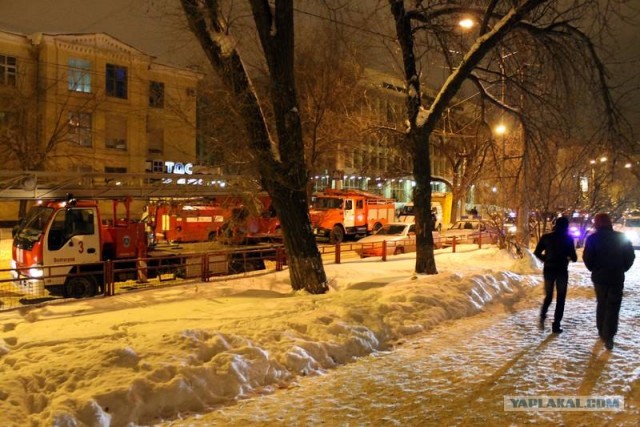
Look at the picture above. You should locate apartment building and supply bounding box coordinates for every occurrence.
[0,29,201,222]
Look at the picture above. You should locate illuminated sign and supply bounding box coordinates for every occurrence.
[164,161,193,175]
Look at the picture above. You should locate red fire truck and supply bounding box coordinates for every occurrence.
[12,196,151,298]
[310,189,395,243]
[149,195,281,245]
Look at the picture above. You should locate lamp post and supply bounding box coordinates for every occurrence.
[494,123,507,212]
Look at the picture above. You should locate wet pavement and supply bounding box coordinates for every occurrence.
[169,255,640,426]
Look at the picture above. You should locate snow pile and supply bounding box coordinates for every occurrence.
[0,247,542,425]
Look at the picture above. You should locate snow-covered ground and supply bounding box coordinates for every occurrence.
[0,244,634,426]
[178,258,640,426]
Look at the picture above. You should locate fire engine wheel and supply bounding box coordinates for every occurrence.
[329,226,344,244]
[207,231,217,241]
[373,223,383,232]
[65,275,98,299]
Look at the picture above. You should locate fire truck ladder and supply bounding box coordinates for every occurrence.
[0,170,235,200]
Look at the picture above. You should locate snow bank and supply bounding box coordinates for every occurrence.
[0,248,541,425]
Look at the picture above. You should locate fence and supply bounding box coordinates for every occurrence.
[0,235,500,312]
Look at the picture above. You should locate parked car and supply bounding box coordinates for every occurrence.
[356,222,441,258]
[396,202,444,232]
[440,219,497,246]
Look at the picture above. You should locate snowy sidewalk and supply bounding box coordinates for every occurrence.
[169,257,640,426]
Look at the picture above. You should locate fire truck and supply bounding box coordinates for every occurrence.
[149,195,280,245]
[310,189,395,243]
[148,201,231,244]
[5,170,236,299]
[11,196,157,298]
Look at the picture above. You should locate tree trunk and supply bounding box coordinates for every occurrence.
[268,185,327,292]
[390,0,437,275]
[180,0,328,294]
[413,131,438,274]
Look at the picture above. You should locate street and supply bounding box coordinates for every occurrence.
[169,255,640,426]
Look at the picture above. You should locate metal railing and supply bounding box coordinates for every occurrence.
[0,235,501,312]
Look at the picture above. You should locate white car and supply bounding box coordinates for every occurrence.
[440,219,497,246]
[356,223,441,258]
[622,216,640,248]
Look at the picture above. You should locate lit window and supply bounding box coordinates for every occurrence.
[0,54,17,86]
[68,112,92,147]
[68,58,92,93]
[105,64,128,99]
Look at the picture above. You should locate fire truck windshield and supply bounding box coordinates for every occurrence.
[14,206,54,245]
[313,197,343,210]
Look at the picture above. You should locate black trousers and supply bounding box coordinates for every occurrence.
[540,269,568,327]
[593,282,624,341]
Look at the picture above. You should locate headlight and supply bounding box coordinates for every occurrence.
[29,267,44,278]
[10,259,16,269]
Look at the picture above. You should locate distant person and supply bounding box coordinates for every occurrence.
[470,206,478,216]
[533,216,578,333]
[583,213,635,350]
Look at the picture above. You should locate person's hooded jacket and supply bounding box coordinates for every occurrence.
[583,213,635,285]
[534,217,578,272]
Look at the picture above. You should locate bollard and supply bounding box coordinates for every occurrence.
[452,236,457,253]
[382,240,387,261]
[201,253,209,282]
[105,260,114,296]
[335,242,341,264]
[137,257,148,283]
[276,247,284,271]
[478,231,482,249]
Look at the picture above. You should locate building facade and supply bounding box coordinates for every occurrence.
[0,29,200,222]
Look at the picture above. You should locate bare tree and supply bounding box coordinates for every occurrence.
[180,0,329,294]
[386,0,635,274]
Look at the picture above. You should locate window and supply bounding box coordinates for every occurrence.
[105,166,127,173]
[0,55,16,86]
[0,111,17,129]
[145,160,164,173]
[105,115,127,150]
[147,127,164,155]
[68,112,92,147]
[48,208,95,251]
[149,81,164,108]
[68,58,91,93]
[71,164,93,173]
[105,64,127,99]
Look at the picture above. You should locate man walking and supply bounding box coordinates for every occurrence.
[583,213,635,350]
[534,216,578,333]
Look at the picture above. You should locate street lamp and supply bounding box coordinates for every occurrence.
[458,18,475,30]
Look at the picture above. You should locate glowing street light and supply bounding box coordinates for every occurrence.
[495,123,507,135]
[458,18,475,29]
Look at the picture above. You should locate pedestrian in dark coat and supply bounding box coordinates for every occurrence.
[534,216,578,333]
[583,213,635,350]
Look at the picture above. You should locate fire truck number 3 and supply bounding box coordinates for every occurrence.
[78,241,84,254]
